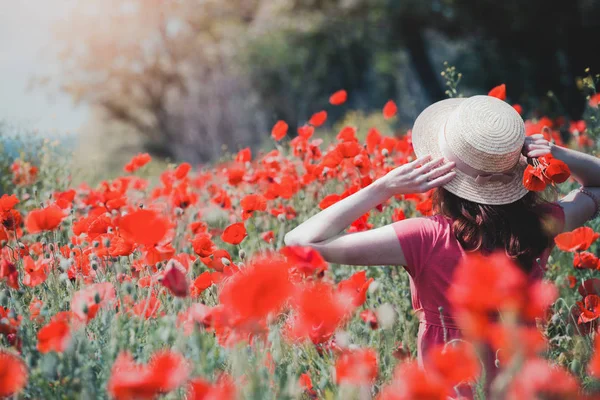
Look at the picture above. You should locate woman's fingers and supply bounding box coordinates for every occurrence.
[528,149,552,157]
[407,155,432,168]
[424,170,457,189]
[421,161,455,181]
[415,156,445,173]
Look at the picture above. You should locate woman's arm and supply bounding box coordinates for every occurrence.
[284,155,456,265]
[524,134,600,230]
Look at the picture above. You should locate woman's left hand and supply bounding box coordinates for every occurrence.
[523,134,552,158]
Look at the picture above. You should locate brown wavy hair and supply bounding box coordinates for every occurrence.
[432,188,558,273]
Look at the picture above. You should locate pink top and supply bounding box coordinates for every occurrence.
[392,203,565,386]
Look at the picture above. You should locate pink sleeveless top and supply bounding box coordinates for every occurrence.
[392,203,565,381]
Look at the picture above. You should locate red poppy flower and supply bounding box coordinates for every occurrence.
[337,142,361,158]
[219,256,293,330]
[240,194,267,220]
[523,164,547,192]
[190,271,215,297]
[108,350,190,400]
[286,281,353,344]
[522,280,558,321]
[488,83,507,101]
[513,104,523,115]
[0,258,18,289]
[131,294,162,319]
[0,194,19,211]
[544,158,570,183]
[22,256,49,287]
[487,324,547,367]
[0,350,28,397]
[338,270,373,308]
[425,342,480,387]
[329,90,347,105]
[448,252,527,320]
[360,309,378,329]
[25,204,65,233]
[221,222,247,245]
[507,358,579,399]
[281,246,328,279]
[335,348,378,385]
[191,234,216,257]
[577,294,600,323]
[378,360,450,400]
[579,278,600,297]
[336,126,357,142]
[261,231,274,243]
[161,263,189,297]
[297,125,314,139]
[236,147,251,163]
[574,251,600,270]
[187,375,236,400]
[37,316,71,353]
[555,226,600,252]
[309,111,327,127]
[71,282,116,322]
[271,120,288,141]
[124,153,151,173]
[321,148,344,168]
[174,162,191,180]
[366,128,382,153]
[392,208,406,222]
[119,209,169,247]
[382,100,397,119]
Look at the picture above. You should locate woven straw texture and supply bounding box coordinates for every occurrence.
[411,95,529,205]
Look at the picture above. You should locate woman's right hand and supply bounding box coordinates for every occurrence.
[379,155,456,196]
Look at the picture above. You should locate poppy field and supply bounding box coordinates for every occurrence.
[3,84,600,399]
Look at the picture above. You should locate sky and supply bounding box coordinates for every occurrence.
[0,0,88,135]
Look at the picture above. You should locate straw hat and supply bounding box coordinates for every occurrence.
[411,95,528,205]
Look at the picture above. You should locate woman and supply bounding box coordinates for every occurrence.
[284,95,600,386]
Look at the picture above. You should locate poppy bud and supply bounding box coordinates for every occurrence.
[81,303,89,315]
[123,282,134,295]
[94,292,102,304]
[221,258,231,266]
[495,358,501,368]
[175,207,184,216]
[277,214,286,223]
[91,262,98,271]
[139,203,144,209]
[239,249,246,260]
[381,148,389,157]
[18,242,26,249]
[103,238,111,248]
[93,241,99,248]
[49,243,55,252]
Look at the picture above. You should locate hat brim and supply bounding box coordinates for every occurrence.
[411,98,529,205]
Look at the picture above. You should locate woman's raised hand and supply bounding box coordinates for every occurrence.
[522,134,552,158]
[379,155,456,196]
